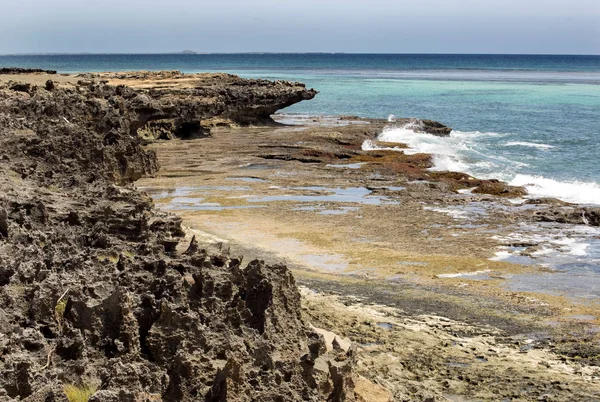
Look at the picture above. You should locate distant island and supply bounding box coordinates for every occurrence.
[178,50,198,54]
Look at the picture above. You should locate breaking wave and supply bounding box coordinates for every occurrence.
[372,123,514,175]
[509,175,600,205]
[364,122,600,205]
[504,141,555,149]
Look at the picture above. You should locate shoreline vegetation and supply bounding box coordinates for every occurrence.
[0,70,599,401]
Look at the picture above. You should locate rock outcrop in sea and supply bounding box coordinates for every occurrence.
[0,74,355,401]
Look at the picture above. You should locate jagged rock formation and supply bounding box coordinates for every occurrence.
[76,71,318,140]
[0,76,354,401]
[386,117,453,137]
[408,119,453,137]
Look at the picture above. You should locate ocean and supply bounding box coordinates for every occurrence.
[2,53,600,204]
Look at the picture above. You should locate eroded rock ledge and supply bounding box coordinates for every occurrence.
[78,70,319,140]
[0,75,357,401]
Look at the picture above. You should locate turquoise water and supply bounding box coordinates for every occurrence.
[2,53,600,203]
[3,53,600,296]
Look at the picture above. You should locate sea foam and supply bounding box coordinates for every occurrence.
[366,122,600,206]
[504,141,555,150]
[509,175,600,205]
[373,124,502,174]
[378,124,466,160]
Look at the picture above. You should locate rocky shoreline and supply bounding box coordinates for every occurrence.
[137,112,600,399]
[1,71,599,401]
[0,72,379,401]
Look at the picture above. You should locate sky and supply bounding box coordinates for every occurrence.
[1,0,599,54]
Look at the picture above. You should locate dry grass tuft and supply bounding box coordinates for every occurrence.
[63,384,98,402]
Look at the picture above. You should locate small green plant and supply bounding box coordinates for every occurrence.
[55,289,69,332]
[63,384,98,402]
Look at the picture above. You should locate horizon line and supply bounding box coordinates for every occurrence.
[2,52,600,57]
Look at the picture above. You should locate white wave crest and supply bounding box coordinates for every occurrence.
[431,154,470,172]
[554,238,589,256]
[451,130,509,139]
[378,124,462,155]
[361,139,377,151]
[504,141,555,150]
[509,174,600,205]
[375,124,480,172]
[365,122,600,206]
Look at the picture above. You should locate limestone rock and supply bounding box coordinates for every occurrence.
[81,70,318,140]
[312,326,352,353]
[0,75,353,400]
[472,181,527,198]
[531,206,600,227]
[355,375,394,402]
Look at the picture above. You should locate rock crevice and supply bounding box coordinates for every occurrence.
[0,74,354,401]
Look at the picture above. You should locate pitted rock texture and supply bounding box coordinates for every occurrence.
[0,78,354,401]
[78,71,318,140]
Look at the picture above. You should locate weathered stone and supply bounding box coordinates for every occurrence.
[419,119,453,136]
[397,118,453,136]
[531,206,600,227]
[9,82,31,93]
[82,70,318,140]
[355,375,394,402]
[472,182,527,198]
[0,74,357,401]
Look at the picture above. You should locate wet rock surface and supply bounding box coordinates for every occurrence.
[407,118,453,137]
[0,76,356,400]
[302,288,600,402]
[530,205,600,226]
[138,113,600,400]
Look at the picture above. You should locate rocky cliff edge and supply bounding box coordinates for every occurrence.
[0,74,362,401]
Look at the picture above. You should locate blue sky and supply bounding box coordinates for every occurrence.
[2,0,599,54]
